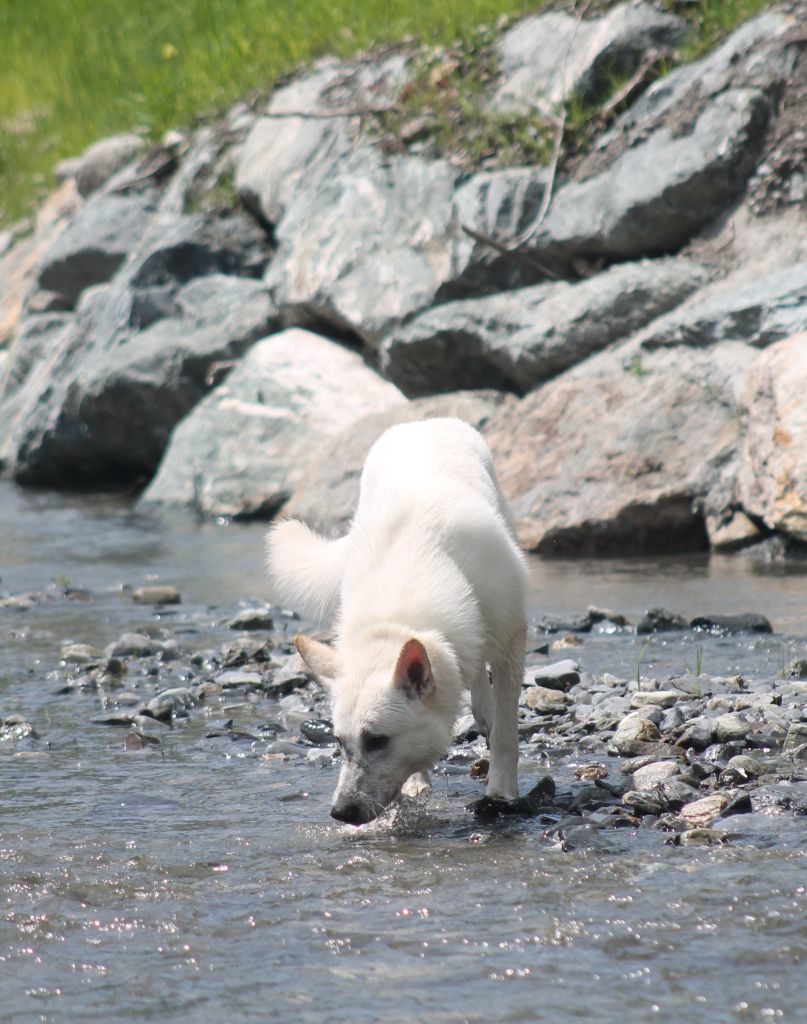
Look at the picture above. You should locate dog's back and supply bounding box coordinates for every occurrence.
[268,418,526,637]
[340,418,527,655]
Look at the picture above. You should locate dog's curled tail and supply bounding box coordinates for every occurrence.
[266,518,347,623]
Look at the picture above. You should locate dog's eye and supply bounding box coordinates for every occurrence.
[362,732,390,754]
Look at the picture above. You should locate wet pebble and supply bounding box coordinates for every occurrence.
[214,669,264,690]
[523,684,571,713]
[268,654,314,696]
[220,636,274,666]
[680,792,729,826]
[133,585,181,605]
[300,718,336,745]
[690,613,773,634]
[611,716,660,754]
[714,712,752,743]
[224,606,274,631]
[724,753,766,779]
[658,779,700,809]
[574,763,608,781]
[0,715,40,743]
[671,827,729,847]
[630,690,681,709]
[784,723,807,751]
[0,591,47,610]
[531,659,580,690]
[676,720,715,751]
[60,642,104,664]
[143,687,198,719]
[636,608,688,633]
[631,760,681,791]
[105,633,163,658]
[622,791,664,816]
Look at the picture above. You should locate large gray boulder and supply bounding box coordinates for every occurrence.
[485,340,757,554]
[265,152,457,344]
[381,257,706,396]
[35,191,157,308]
[640,262,807,350]
[589,11,795,152]
[461,12,796,286]
[282,390,514,533]
[519,87,771,274]
[4,273,277,484]
[141,329,405,518]
[235,54,409,225]
[738,333,807,542]
[493,2,686,115]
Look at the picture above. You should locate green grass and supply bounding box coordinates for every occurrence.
[0,0,542,225]
[374,24,554,169]
[0,0,779,228]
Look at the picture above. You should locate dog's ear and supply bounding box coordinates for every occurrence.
[295,635,340,685]
[393,638,434,701]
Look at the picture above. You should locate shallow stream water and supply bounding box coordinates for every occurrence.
[1,481,806,1023]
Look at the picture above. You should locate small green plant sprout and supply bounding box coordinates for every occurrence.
[636,639,651,685]
[51,573,71,592]
[627,353,648,378]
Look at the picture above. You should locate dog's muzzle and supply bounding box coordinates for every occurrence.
[330,800,379,825]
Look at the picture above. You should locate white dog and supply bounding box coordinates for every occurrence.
[267,418,528,824]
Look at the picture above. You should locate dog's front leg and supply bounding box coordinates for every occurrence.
[485,629,525,802]
[401,771,432,798]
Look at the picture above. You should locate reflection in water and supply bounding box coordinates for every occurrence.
[3,483,806,632]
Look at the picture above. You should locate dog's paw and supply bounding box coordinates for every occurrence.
[401,772,432,799]
[467,776,555,820]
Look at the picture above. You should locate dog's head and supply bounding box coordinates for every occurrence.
[295,634,455,825]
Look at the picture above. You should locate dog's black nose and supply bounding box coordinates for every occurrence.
[331,802,362,824]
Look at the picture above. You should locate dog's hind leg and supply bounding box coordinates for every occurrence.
[485,622,525,802]
[401,771,431,798]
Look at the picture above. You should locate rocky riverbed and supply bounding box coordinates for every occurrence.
[5,573,806,841]
[2,489,807,1023]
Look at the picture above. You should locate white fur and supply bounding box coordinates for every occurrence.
[267,418,528,823]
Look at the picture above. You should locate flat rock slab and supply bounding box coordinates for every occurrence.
[641,263,807,350]
[486,340,756,555]
[382,257,706,396]
[281,390,512,534]
[522,88,770,275]
[141,328,405,518]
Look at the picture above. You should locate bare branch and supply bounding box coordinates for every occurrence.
[460,224,560,281]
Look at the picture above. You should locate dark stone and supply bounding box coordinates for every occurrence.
[690,613,774,634]
[637,608,690,634]
[300,719,336,746]
[719,792,754,817]
[468,775,556,819]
